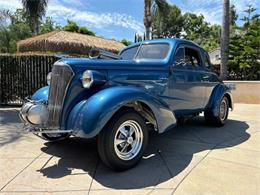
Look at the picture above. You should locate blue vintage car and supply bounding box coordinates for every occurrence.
[20,38,233,170]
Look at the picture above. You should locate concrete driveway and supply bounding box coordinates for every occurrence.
[0,104,259,195]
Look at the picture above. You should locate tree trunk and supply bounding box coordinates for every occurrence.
[144,0,152,40]
[34,17,39,35]
[220,0,230,80]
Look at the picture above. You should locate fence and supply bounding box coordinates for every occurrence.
[0,54,59,105]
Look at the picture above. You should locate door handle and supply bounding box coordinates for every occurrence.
[202,76,210,79]
[202,75,210,82]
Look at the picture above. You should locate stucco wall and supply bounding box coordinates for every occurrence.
[224,81,260,104]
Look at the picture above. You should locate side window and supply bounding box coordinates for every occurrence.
[120,46,138,60]
[184,47,202,67]
[203,52,211,69]
[174,47,185,66]
[136,43,169,60]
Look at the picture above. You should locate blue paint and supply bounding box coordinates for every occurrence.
[28,38,233,138]
[67,86,176,138]
[31,86,49,101]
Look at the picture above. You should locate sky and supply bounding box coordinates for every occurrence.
[0,0,259,41]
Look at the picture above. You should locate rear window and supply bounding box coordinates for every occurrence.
[136,43,169,60]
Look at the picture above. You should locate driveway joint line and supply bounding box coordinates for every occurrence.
[39,155,54,170]
[87,158,99,195]
[172,144,216,194]
[158,150,174,178]
[206,155,260,169]
[0,151,44,191]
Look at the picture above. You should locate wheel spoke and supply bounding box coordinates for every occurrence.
[131,140,136,146]
[114,120,144,161]
[121,143,128,153]
[115,138,126,146]
[129,126,135,136]
[119,127,128,137]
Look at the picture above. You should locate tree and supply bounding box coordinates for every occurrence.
[121,39,132,46]
[40,17,55,34]
[63,20,95,36]
[152,4,183,38]
[144,0,168,40]
[144,0,152,40]
[0,27,12,53]
[182,13,221,51]
[230,4,238,26]
[0,9,11,24]
[134,33,143,42]
[228,5,260,80]
[21,0,48,35]
[0,9,32,53]
[183,13,210,42]
[220,0,230,80]
[78,26,95,36]
[0,8,57,53]
[63,20,79,32]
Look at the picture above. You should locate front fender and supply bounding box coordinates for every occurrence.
[206,83,233,117]
[31,86,49,101]
[67,86,176,138]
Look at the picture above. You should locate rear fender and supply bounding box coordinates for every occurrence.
[206,83,233,117]
[67,86,176,138]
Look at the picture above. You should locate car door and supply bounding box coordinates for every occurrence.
[167,45,206,116]
[201,50,220,106]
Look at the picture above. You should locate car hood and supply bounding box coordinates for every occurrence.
[59,58,169,72]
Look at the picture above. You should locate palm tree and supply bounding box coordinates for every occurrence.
[144,0,152,40]
[144,0,167,40]
[220,0,230,80]
[0,10,11,23]
[21,0,48,35]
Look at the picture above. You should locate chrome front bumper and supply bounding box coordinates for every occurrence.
[19,99,73,134]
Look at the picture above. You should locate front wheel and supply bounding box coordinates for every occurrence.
[41,133,70,142]
[204,96,229,127]
[97,110,148,171]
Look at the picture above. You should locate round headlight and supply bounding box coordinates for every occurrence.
[47,72,52,85]
[82,70,93,88]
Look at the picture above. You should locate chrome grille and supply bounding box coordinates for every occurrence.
[47,62,74,128]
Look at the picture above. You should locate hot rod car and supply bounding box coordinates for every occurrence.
[20,38,233,171]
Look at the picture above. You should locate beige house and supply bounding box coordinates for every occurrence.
[209,47,221,65]
[17,30,125,55]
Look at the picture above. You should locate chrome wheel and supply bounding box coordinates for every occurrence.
[114,120,143,161]
[219,99,228,121]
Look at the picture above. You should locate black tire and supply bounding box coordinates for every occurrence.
[97,109,148,171]
[204,96,229,127]
[41,133,70,142]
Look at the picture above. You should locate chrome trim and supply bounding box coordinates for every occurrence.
[20,99,48,125]
[114,120,143,161]
[82,70,94,88]
[220,98,228,121]
[47,61,75,128]
[22,123,73,134]
[33,129,73,134]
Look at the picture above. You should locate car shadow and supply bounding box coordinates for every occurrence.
[0,108,24,146]
[39,117,250,189]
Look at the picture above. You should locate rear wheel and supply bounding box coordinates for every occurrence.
[97,110,148,171]
[204,96,229,127]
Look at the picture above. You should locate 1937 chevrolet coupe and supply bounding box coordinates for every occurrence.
[20,38,233,171]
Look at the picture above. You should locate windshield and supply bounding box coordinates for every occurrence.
[120,43,170,60]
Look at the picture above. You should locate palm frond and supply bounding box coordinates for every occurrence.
[21,0,48,18]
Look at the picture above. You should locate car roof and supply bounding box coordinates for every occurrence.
[120,38,204,53]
